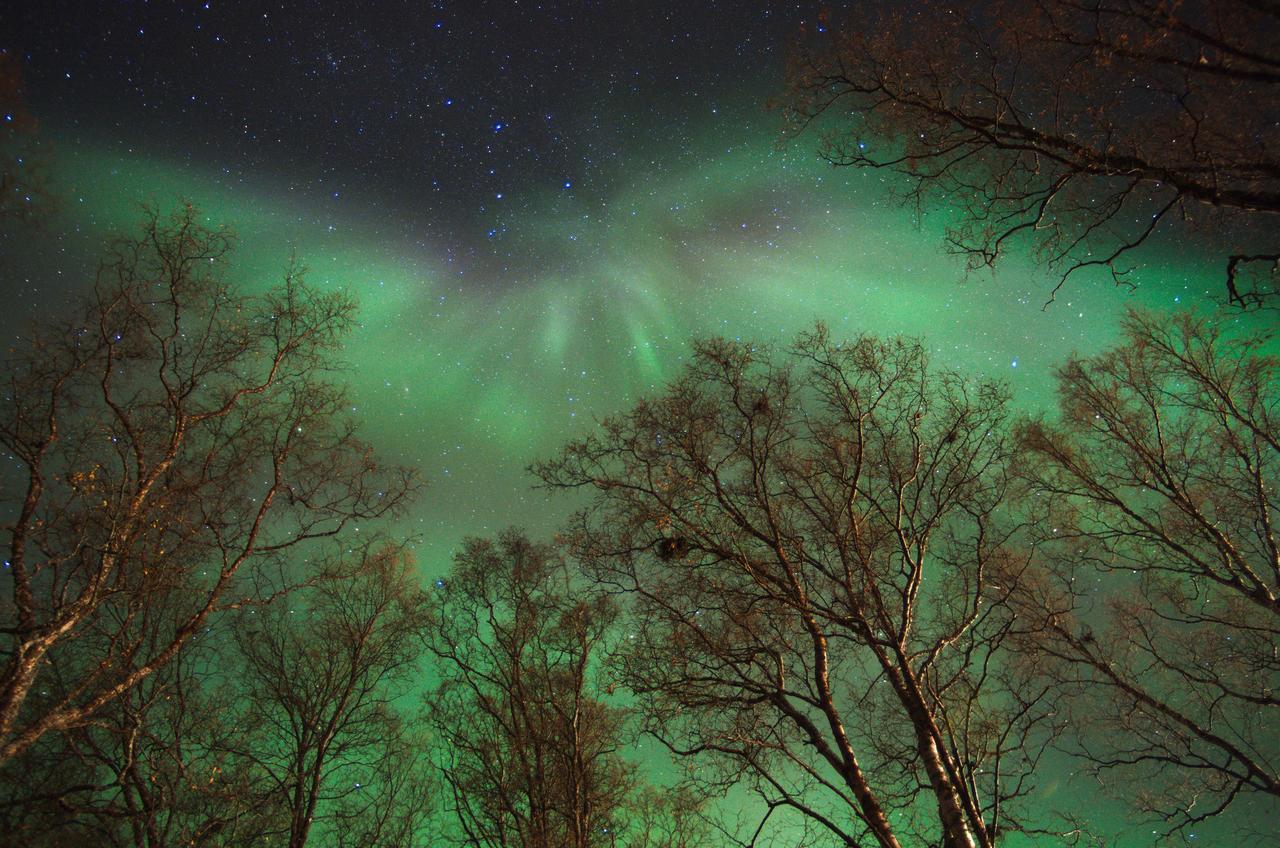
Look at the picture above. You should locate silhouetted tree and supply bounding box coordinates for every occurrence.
[536,329,1058,848]
[1013,308,1278,835]
[0,205,416,762]
[227,545,435,848]
[782,1,1280,306]
[0,544,432,848]
[0,622,275,848]
[425,531,713,848]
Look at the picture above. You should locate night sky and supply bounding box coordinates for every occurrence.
[4,2,1267,841]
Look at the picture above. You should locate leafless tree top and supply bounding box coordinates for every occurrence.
[782,0,1280,307]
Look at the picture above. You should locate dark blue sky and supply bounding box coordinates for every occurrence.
[10,1,829,242]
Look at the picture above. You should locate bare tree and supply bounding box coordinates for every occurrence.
[425,531,710,848]
[226,544,435,848]
[1013,308,1278,835]
[535,329,1059,848]
[0,544,431,848]
[781,0,1280,307]
[0,205,416,762]
[0,620,275,848]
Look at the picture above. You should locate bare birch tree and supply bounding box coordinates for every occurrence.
[227,544,434,848]
[0,621,274,847]
[535,329,1059,848]
[0,205,416,763]
[782,0,1280,306]
[425,530,711,848]
[1013,308,1279,835]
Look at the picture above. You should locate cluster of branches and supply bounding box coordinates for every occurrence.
[535,311,1278,846]
[3,206,1275,847]
[0,207,435,846]
[781,0,1280,307]
[424,530,715,848]
[2,545,436,848]
[0,207,719,846]
[1013,310,1279,832]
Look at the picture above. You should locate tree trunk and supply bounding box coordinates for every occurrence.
[895,663,983,848]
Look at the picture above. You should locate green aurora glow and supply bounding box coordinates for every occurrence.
[40,126,1230,567]
[14,117,1269,844]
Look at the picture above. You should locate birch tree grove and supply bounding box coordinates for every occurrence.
[425,531,635,848]
[228,545,434,848]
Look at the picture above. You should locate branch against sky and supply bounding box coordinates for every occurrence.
[782,0,1280,307]
[1012,308,1279,836]
[424,530,716,848]
[0,205,418,763]
[535,327,1060,848]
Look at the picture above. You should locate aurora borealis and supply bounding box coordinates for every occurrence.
[5,2,1275,844]
[18,122,1195,571]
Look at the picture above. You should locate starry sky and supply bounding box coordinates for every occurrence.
[3,3,1264,840]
